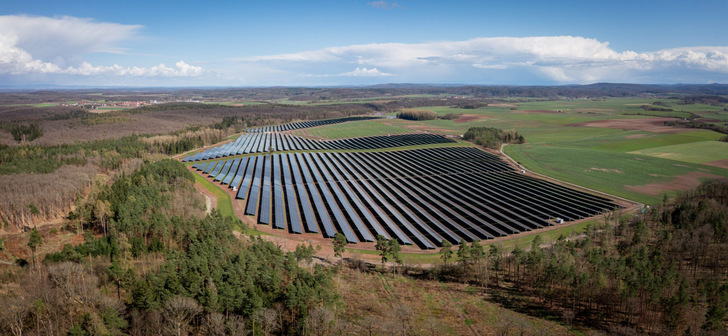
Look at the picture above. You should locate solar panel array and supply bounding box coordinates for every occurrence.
[196,147,618,249]
[246,116,381,133]
[182,133,455,162]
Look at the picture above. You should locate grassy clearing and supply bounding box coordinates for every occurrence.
[630,141,728,164]
[191,168,235,219]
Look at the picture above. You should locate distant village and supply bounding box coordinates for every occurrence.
[61,99,202,110]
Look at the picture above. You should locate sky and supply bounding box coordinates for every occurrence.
[1,0,728,87]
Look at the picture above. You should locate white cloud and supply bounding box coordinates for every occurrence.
[60,60,203,77]
[236,36,728,84]
[0,15,204,78]
[341,67,392,77]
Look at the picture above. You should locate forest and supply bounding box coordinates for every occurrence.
[463,127,525,149]
[1,159,336,336]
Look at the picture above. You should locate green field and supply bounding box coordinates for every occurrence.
[505,144,728,204]
[630,141,728,164]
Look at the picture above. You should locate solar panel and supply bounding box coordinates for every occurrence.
[203,161,217,174]
[313,153,374,242]
[236,156,257,199]
[229,157,249,189]
[245,155,265,215]
[221,158,242,185]
[288,153,317,233]
[272,154,286,229]
[212,159,233,180]
[302,153,356,243]
[281,153,302,233]
[258,155,272,224]
[295,152,333,236]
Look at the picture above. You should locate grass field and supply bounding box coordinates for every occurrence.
[505,144,728,205]
[630,141,728,164]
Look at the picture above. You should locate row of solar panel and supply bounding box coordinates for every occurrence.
[192,147,618,249]
[182,133,455,162]
[245,116,381,133]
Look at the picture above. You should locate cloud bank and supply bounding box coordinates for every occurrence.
[237,36,728,84]
[0,15,203,78]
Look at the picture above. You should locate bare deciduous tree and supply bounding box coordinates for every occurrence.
[393,303,414,336]
[0,295,29,336]
[162,296,202,336]
[254,308,280,336]
[305,306,335,336]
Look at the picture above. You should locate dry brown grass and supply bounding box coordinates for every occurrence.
[334,266,574,335]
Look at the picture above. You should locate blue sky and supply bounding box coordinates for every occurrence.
[2,0,728,86]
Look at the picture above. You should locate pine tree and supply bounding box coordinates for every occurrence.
[457,239,471,265]
[440,241,453,266]
[27,228,43,268]
[375,235,391,266]
[332,233,347,260]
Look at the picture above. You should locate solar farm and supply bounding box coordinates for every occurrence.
[185,118,620,250]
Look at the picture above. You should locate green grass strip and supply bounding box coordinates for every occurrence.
[192,170,235,219]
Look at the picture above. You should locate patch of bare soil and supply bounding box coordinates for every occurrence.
[568,117,689,134]
[625,134,647,139]
[625,171,722,196]
[512,110,560,114]
[406,124,456,134]
[453,114,491,124]
[585,167,623,174]
[704,159,728,170]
